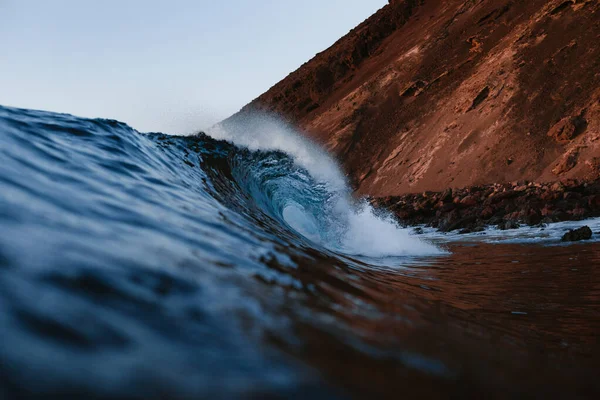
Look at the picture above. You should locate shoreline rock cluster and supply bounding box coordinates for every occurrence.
[371,179,600,234]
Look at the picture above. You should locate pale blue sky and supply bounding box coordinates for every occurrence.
[0,1,386,133]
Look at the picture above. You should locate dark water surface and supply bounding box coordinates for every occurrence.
[1,105,599,399]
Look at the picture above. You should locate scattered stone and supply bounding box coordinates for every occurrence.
[561,226,592,242]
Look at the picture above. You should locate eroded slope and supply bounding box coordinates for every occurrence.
[232,0,600,196]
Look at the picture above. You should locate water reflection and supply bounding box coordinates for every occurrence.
[259,242,600,398]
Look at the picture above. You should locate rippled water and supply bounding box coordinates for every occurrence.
[1,105,599,399]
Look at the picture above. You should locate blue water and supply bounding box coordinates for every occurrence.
[1,105,599,399]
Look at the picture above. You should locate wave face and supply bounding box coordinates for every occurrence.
[0,105,439,398]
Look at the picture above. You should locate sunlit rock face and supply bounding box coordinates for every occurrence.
[233,0,600,197]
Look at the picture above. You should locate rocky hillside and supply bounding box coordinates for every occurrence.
[230,0,600,197]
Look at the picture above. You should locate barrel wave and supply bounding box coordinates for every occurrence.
[0,105,440,398]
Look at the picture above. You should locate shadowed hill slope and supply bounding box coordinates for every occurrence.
[230,0,600,197]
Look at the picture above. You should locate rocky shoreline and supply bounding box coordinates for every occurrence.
[371,179,600,234]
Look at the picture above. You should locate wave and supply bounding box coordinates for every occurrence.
[2,105,598,399]
[209,112,442,257]
[0,104,440,398]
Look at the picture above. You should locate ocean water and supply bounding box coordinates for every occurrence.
[1,105,599,399]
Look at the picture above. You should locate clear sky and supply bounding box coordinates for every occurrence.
[0,1,386,134]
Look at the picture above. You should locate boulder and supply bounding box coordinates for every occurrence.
[547,116,587,142]
[561,226,593,242]
[460,195,478,207]
[481,206,494,219]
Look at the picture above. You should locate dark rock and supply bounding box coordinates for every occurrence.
[489,190,519,204]
[460,195,479,207]
[440,203,457,212]
[588,195,600,209]
[561,226,592,242]
[458,226,485,234]
[440,189,453,203]
[563,192,582,201]
[488,216,503,225]
[480,206,494,219]
[498,220,520,230]
[524,211,542,226]
[552,210,571,221]
[571,207,588,219]
[442,215,478,232]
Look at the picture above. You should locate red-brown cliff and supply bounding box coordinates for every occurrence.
[231,0,600,197]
